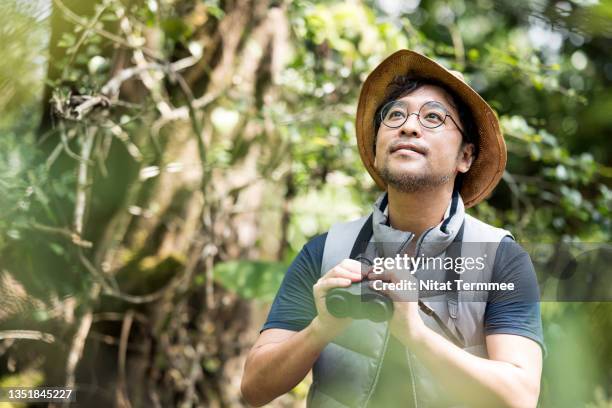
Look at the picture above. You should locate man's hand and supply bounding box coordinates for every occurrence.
[311,259,364,341]
[366,266,426,343]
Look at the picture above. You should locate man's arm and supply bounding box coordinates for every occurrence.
[241,259,364,406]
[406,324,542,408]
[240,319,333,406]
[404,240,544,408]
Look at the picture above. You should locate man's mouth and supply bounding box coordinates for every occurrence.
[390,142,427,156]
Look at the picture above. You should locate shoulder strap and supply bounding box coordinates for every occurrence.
[321,215,370,277]
[445,221,465,320]
[350,214,373,261]
[321,196,388,275]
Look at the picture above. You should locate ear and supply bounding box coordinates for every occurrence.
[457,142,475,174]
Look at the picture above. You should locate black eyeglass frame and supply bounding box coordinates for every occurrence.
[379,100,466,138]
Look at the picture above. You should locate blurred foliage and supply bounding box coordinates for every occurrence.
[0,0,611,406]
[212,261,286,302]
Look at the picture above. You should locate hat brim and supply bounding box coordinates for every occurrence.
[356,49,506,208]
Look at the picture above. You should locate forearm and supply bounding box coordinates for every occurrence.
[406,328,539,408]
[241,318,334,406]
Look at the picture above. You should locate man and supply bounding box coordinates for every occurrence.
[241,50,545,407]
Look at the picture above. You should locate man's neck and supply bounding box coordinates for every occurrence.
[386,184,454,238]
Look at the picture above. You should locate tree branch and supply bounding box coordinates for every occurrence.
[0,330,55,343]
[117,310,134,408]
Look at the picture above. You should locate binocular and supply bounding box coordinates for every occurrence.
[325,280,394,323]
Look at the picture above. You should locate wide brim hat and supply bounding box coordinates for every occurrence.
[356,49,506,208]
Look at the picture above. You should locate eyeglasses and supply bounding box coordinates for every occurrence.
[380,100,465,136]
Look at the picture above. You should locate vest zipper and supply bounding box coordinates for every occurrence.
[396,232,414,255]
[400,227,434,408]
[362,324,391,408]
[363,207,444,407]
[406,349,419,408]
[415,226,435,257]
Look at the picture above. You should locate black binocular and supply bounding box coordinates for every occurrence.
[325,280,394,323]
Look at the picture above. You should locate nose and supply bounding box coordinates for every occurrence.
[399,112,421,138]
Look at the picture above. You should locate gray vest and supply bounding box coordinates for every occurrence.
[307,197,512,408]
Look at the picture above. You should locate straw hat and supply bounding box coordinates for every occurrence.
[355,49,506,208]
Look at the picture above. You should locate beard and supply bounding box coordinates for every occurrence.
[378,158,454,193]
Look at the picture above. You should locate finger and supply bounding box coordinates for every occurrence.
[367,270,386,280]
[339,258,368,275]
[367,269,395,282]
[314,277,352,295]
[327,266,362,281]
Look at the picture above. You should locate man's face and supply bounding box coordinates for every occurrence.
[373,84,474,193]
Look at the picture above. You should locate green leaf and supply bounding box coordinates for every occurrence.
[49,242,65,256]
[468,48,480,61]
[206,5,225,20]
[213,261,287,301]
[57,33,76,48]
[161,17,192,42]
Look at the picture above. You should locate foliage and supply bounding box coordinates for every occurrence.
[0,0,610,406]
[212,261,286,301]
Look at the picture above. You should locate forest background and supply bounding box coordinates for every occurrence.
[0,0,610,406]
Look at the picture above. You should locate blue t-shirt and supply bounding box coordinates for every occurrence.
[262,233,545,407]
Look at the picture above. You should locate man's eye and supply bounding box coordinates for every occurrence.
[425,112,443,121]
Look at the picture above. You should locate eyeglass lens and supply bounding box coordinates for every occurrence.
[381,100,448,129]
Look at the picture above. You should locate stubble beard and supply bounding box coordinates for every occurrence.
[378,156,454,193]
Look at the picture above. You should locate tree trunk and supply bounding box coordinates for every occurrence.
[1,0,297,406]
